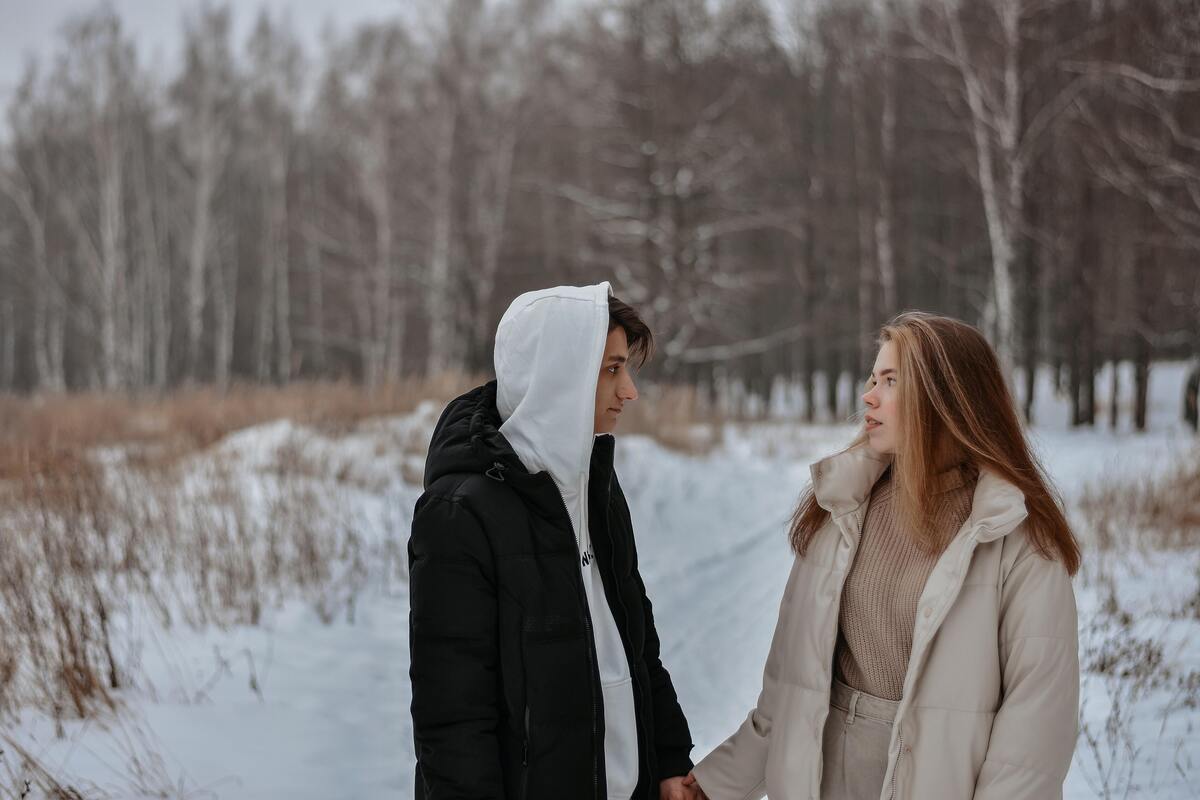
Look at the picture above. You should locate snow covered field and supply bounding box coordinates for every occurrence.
[3,363,1197,799]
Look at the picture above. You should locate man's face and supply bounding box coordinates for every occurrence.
[594,327,639,434]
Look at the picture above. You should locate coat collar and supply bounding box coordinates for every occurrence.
[810,445,1028,542]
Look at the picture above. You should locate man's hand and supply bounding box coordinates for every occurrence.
[680,771,711,800]
[660,775,704,800]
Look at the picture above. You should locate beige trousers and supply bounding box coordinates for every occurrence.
[819,679,899,800]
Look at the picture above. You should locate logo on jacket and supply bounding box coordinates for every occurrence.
[581,547,594,567]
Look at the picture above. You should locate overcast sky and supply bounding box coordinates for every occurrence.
[0,0,417,106]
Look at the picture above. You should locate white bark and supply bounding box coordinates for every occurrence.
[876,44,898,316]
[425,103,459,376]
[177,8,235,383]
[850,69,877,355]
[0,154,66,391]
[358,117,396,385]
[212,228,238,390]
[938,0,1021,374]
[0,294,13,389]
[472,117,518,360]
[185,120,220,380]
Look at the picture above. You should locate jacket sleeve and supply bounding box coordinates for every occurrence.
[973,544,1079,800]
[690,558,802,800]
[632,561,696,782]
[409,493,504,799]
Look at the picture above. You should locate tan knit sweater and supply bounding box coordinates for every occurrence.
[834,463,977,700]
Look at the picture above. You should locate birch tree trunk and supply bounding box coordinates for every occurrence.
[212,225,238,391]
[875,39,898,316]
[425,103,458,376]
[941,0,1019,375]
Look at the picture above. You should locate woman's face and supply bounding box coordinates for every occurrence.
[862,341,900,455]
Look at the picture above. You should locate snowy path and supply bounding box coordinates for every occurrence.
[7,385,1197,798]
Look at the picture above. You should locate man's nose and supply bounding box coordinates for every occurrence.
[621,375,639,401]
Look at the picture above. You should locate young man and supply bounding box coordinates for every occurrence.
[409,282,696,800]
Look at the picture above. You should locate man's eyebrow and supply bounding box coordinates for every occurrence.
[606,355,628,364]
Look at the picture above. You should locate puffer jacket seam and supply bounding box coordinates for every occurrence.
[422,476,485,505]
[735,779,766,800]
[908,704,998,715]
[980,755,1066,778]
[418,493,488,525]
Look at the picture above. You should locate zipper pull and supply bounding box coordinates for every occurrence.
[485,461,507,481]
[523,706,531,765]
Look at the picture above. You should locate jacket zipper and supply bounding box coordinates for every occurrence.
[485,463,540,797]
[602,476,654,798]
[890,731,903,800]
[817,505,868,795]
[554,482,602,800]
[887,533,981,800]
[520,704,531,800]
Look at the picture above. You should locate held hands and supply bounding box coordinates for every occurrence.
[682,771,711,800]
[659,772,710,800]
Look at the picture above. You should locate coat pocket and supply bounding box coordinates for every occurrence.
[521,618,591,725]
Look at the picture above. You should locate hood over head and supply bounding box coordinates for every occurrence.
[494,282,612,490]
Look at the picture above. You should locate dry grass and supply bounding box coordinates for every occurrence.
[618,383,726,455]
[0,376,477,730]
[1075,454,1200,798]
[0,374,479,478]
[0,463,361,717]
[1079,451,1200,550]
[1077,583,1200,799]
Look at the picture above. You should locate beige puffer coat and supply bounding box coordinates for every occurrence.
[692,446,1079,800]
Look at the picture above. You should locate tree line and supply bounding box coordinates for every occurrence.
[1,0,1197,428]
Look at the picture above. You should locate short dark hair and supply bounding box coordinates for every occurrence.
[608,295,654,368]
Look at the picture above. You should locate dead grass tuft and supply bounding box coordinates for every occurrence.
[618,384,725,455]
[0,376,478,729]
[0,374,480,472]
[1079,451,1200,550]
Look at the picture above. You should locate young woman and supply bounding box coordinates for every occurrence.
[684,312,1081,800]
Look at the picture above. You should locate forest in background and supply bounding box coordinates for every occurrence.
[1,0,1198,428]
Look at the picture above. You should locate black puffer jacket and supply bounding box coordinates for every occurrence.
[409,381,694,799]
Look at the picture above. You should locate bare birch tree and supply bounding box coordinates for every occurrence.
[173,5,237,383]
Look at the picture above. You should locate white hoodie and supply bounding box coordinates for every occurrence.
[495,281,640,800]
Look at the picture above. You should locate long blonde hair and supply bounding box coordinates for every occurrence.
[789,312,1081,574]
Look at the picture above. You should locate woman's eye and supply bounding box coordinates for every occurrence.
[886,376,896,386]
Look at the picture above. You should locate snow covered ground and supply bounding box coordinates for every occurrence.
[3,363,1197,799]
